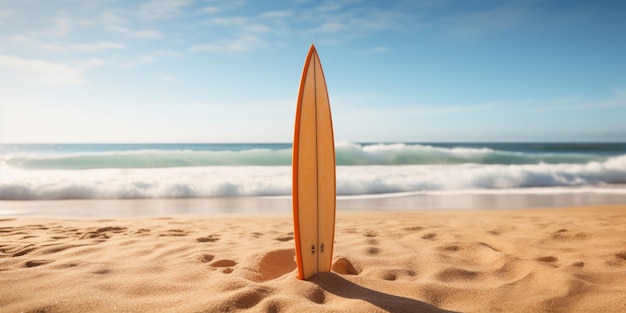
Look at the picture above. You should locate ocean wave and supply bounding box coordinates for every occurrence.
[1,149,293,169]
[1,155,625,200]
[0,143,608,169]
[335,142,607,165]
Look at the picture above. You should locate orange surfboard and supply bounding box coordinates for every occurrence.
[292,45,336,280]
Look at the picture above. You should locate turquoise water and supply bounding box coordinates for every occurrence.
[1,142,624,169]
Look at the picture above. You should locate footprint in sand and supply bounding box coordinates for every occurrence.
[383,272,398,281]
[436,268,481,282]
[403,226,424,231]
[380,269,416,281]
[536,256,558,263]
[198,254,215,263]
[80,226,127,240]
[300,285,325,304]
[209,259,237,274]
[604,251,626,266]
[158,229,189,237]
[96,226,124,232]
[273,235,293,242]
[439,244,462,252]
[133,228,151,236]
[26,224,48,231]
[196,234,220,242]
[210,259,237,267]
[24,259,54,268]
[422,233,437,240]
[366,247,380,255]
[364,230,378,237]
[552,228,588,240]
[262,300,283,313]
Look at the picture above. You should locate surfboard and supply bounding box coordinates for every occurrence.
[292,44,336,280]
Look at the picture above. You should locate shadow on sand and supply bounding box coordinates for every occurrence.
[310,272,459,313]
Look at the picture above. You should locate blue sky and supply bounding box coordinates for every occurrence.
[0,0,625,143]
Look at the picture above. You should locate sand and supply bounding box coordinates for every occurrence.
[1,204,626,313]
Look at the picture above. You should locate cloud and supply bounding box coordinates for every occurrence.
[207,16,248,27]
[205,15,271,33]
[201,6,221,14]
[190,2,408,52]
[245,24,270,33]
[71,42,126,52]
[0,9,13,17]
[138,0,190,20]
[0,55,103,86]
[119,55,159,68]
[315,3,344,13]
[301,4,407,40]
[159,74,179,82]
[317,20,346,32]
[10,36,66,52]
[202,0,246,11]
[259,10,293,19]
[190,35,267,53]
[0,9,14,22]
[101,9,162,38]
[118,50,180,68]
[11,36,126,53]
[38,17,73,37]
[101,10,129,25]
[613,88,626,99]
[186,2,408,53]
[108,25,162,38]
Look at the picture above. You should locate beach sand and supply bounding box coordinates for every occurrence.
[1,204,625,312]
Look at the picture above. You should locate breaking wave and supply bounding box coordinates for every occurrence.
[0,142,611,169]
[1,155,625,200]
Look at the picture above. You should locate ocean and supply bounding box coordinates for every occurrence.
[1,142,625,201]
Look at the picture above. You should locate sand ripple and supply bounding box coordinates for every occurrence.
[1,205,625,312]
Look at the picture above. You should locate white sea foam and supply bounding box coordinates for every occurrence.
[1,155,625,200]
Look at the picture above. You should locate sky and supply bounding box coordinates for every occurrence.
[0,0,625,143]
